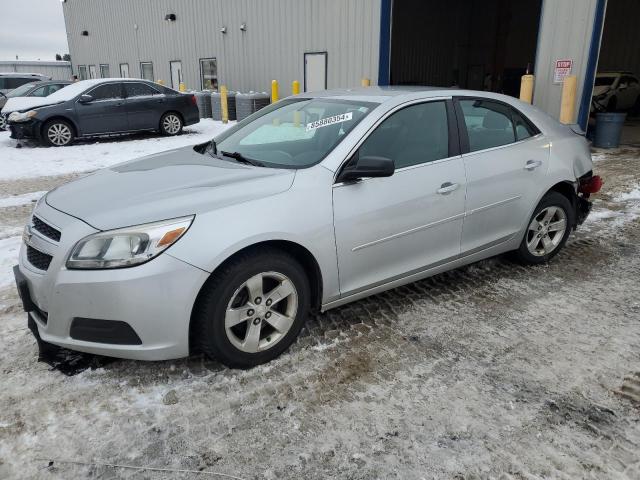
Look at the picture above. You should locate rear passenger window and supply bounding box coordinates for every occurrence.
[460,99,515,152]
[512,111,536,141]
[89,83,123,101]
[359,101,449,169]
[125,82,160,97]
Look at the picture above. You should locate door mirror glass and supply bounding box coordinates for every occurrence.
[78,94,93,103]
[338,155,395,183]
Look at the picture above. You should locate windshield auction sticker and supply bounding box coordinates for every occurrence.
[306,112,353,132]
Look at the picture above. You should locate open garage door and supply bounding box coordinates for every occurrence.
[389,0,542,98]
[591,0,640,145]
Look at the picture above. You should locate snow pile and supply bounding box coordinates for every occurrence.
[614,187,640,202]
[0,119,234,180]
[0,191,45,208]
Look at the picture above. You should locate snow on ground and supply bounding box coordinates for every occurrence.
[0,235,21,289]
[0,118,233,180]
[0,190,45,208]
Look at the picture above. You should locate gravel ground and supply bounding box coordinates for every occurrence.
[0,144,639,479]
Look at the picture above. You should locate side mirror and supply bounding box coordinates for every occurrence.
[337,155,395,183]
[78,94,93,103]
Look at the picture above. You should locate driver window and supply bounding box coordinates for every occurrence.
[359,101,449,169]
[88,83,123,101]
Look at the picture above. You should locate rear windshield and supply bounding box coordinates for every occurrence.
[213,98,375,168]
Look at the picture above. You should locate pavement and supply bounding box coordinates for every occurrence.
[0,136,639,479]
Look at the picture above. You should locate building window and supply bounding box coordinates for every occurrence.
[99,64,110,78]
[200,58,218,90]
[78,65,87,80]
[88,65,97,79]
[140,62,154,81]
[119,63,130,78]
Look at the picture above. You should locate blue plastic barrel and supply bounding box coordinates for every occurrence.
[594,112,626,148]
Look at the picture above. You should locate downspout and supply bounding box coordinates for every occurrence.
[577,0,607,131]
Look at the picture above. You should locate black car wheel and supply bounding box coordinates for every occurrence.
[43,119,74,147]
[0,114,6,131]
[160,112,183,136]
[191,247,310,369]
[514,192,574,265]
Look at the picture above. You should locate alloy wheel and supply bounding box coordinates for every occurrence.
[162,114,181,135]
[47,123,72,146]
[525,206,567,256]
[0,114,6,130]
[224,271,298,353]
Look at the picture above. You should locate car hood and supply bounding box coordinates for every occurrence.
[1,96,63,114]
[46,145,296,230]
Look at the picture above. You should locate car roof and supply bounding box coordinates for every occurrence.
[298,85,522,105]
[30,80,72,86]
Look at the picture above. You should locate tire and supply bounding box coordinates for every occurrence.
[607,96,617,112]
[159,112,183,136]
[43,119,74,147]
[191,248,310,369]
[514,191,574,265]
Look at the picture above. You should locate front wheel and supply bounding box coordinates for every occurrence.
[159,112,183,136]
[191,248,310,368]
[514,192,574,264]
[43,119,74,147]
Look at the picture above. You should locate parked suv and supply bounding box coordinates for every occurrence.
[6,78,200,146]
[0,73,50,95]
[14,87,601,368]
[0,80,71,130]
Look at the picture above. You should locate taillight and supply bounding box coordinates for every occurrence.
[190,94,197,106]
[578,175,603,194]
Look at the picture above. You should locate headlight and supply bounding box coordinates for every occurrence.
[66,216,193,269]
[8,110,38,123]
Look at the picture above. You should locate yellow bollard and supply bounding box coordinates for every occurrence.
[156,79,165,86]
[519,74,534,104]
[271,80,279,103]
[179,82,186,92]
[559,75,577,124]
[292,80,300,96]
[220,85,229,124]
[361,78,371,87]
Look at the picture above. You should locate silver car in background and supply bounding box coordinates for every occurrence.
[14,87,602,368]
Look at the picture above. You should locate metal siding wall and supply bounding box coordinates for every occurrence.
[62,0,381,93]
[0,62,72,80]
[533,0,600,122]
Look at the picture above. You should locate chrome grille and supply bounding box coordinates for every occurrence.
[32,216,61,242]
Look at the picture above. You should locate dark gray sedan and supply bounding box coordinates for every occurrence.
[5,78,200,146]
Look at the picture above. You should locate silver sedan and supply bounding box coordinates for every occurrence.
[15,87,601,368]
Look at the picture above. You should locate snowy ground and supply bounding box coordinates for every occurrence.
[0,125,639,479]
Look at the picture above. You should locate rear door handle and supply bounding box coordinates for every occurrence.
[437,182,460,195]
[524,159,543,170]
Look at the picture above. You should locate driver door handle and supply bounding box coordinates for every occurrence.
[437,182,459,195]
[524,159,543,170]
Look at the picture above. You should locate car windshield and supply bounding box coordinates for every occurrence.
[594,76,616,86]
[213,98,376,168]
[7,83,38,97]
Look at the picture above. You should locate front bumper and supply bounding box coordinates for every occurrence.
[9,119,41,140]
[16,202,209,361]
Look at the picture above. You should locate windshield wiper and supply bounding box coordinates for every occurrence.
[221,151,264,167]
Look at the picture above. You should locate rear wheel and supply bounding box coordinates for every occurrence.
[160,112,183,136]
[43,119,74,147]
[514,191,574,264]
[191,248,310,368]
